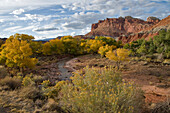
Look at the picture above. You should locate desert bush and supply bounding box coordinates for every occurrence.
[123,43,130,49]
[129,30,170,58]
[0,66,8,79]
[42,80,65,98]
[20,86,43,101]
[60,67,144,113]
[13,75,23,81]
[151,100,170,113]
[42,98,63,112]
[32,75,43,84]
[41,80,50,88]
[22,76,35,86]
[0,76,22,90]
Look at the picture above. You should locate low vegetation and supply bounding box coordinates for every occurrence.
[0,30,169,112]
[60,67,144,113]
[124,30,170,59]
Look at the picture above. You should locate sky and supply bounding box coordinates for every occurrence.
[0,0,170,40]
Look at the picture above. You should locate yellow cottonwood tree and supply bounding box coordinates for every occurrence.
[106,48,130,70]
[13,33,34,42]
[42,42,52,55]
[98,45,117,57]
[30,41,43,55]
[42,39,65,55]
[0,35,38,71]
[61,36,82,55]
[85,40,105,53]
[49,39,65,55]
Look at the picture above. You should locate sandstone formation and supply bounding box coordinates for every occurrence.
[86,15,170,43]
[85,16,160,38]
[119,15,170,43]
[147,16,160,24]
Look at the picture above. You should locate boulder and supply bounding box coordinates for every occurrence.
[163,59,170,65]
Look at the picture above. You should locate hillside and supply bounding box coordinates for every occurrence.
[85,16,160,38]
[85,15,170,43]
[118,15,170,43]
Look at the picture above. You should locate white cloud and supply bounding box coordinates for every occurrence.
[63,22,86,29]
[0,0,78,14]
[81,27,91,35]
[10,8,25,15]
[0,0,170,39]
[3,26,22,31]
[16,14,59,22]
[71,32,76,36]
[61,5,68,9]
[16,26,35,31]
[0,19,4,23]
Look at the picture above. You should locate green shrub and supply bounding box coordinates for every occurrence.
[60,67,144,113]
[123,43,130,49]
[0,76,22,90]
[32,75,43,84]
[42,81,65,98]
[41,80,50,88]
[22,76,35,86]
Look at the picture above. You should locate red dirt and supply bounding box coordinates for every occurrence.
[66,54,170,104]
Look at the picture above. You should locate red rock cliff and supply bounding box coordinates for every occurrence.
[118,15,170,43]
[85,16,160,38]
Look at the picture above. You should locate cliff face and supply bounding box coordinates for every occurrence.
[118,15,170,43]
[85,16,160,38]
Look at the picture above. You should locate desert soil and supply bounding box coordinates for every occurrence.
[65,54,170,104]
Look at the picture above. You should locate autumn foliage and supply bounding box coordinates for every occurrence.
[0,34,38,70]
[106,48,130,70]
[98,45,116,57]
[0,34,123,72]
[59,67,144,113]
[42,38,64,55]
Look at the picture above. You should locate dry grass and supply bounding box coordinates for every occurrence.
[150,100,170,113]
[68,54,170,105]
[0,65,8,79]
[0,76,22,90]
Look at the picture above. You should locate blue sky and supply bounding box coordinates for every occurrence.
[0,0,169,40]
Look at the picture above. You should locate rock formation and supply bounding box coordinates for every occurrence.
[85,16,160,38]
[118,15,170,43]
[86,15,170,43]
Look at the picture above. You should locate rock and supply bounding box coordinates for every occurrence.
[163,59,170,65]
[118,15,170,43]
[118,32,159,44]
[154,59,162,63]
[149,103,156,109]
[86,16,160,38]
[157,54,164,60]
[42,99,57,111]
[86,15,170,44]
[143,61,148,66]
[147,16,160,24]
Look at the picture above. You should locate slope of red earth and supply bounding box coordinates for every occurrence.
[118,15,170,43]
